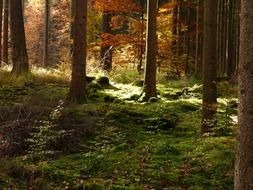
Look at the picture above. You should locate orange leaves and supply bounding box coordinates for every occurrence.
[94,0,141,13]
[99,33,143,47]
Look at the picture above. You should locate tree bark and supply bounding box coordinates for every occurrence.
[68,0,87,102]
[2,0,8,65]
[0,0,3,66]
[201,0,218,133]
[10,0,29,75]
[143,0,157,98]
[43,0,50,67]
[235,0,253,189]
[100,12,112,71]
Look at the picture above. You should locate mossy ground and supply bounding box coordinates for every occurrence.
[0,69,237,190]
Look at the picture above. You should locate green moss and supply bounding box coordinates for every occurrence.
[0,68,236,189]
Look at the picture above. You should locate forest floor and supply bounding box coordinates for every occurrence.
[0,68,237,190]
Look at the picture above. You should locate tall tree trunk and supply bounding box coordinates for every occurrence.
[100,12,112,71]
[43,0,50,67]
[185,0,191,75]
[201,0,218,133]
[137,0,145,73]
[68,0,87,102]
[235,0,253,189]
[194,0,203,78]
[10,0,29,75]
[0,0,3,66]
[143,0,157,98]
[2,0,8,65]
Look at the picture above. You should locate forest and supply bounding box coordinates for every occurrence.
[0,0,252,189]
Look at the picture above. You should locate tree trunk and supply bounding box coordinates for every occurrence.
[68,0,87,102]
[143,0,157,98]
[201,0,218,133]
[194,0,203,78]
[0,0,3,66]
[2,0,8,65]
[10,0,29,75]
[137,0,145,73]
[43,0,50,67]
[235,0,253,189]
[100,12,112,71]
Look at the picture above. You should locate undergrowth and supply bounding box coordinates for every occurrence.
[0,68,237,190]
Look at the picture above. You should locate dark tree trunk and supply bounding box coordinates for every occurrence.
[235,0,253,189]
[2,0,8,65]
[68,0,87,102]
[201,0,218,133]
[137,0,145,73]
[143,0,157,98]
[0,0,3,66]
[100,12,112,71]
[10,0,29,75]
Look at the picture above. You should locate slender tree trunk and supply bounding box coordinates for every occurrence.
[223,0,228,75]
[138,0,145,73]
[10,0,29,75]
[43,0,50,67]
[100,12,112,71]
[143,0,157,98]
[185,0,191,75]
[201,0,218,133]
[0,0,3,66]
[235,0,253,189]
[68,0,87,102]
[2,0,8,65]
[194,0,203,78]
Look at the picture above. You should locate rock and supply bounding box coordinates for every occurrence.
[97,76,110,87]
[86,76,96,83]
[88,82,103,90]
[144,115,178,131]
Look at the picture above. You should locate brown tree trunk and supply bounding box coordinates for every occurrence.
[137,0,145,73]
[100,12,112,71]
[235,0,253,189]
[201,0,218,133]
[2,0,8,65]
[43,0,50,67]
[194,0,203,78]
[10,0,29,75]
[68,0,87,102]
[0,0,3,66]
[143,0,157,98]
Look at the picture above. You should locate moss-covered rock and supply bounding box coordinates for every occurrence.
[88,82,103,90]
[96,76,110,87]
[86,76,96,83]
[144,115,178,131]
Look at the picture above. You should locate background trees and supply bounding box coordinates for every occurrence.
[0,0,249,189]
